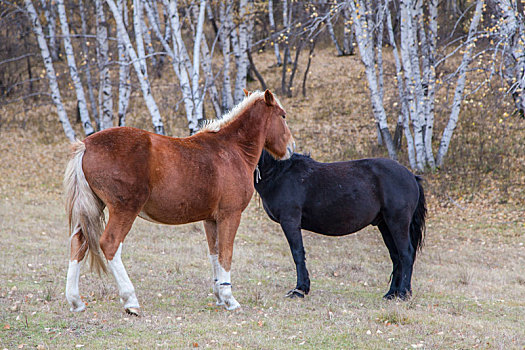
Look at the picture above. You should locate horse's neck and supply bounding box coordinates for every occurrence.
[256,150,281,184]
[220,109,266,170]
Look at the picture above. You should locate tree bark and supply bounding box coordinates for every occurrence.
[268,0,282,66]
[219,0,233,112]
[57,0,95,136]
[386,4,416,169]
[117,0,131,126]
[399,0,425,170]
[233,0,252,104]
[40,0,59,61]
[106,0,165,135]
[96,0,113,130]
[78,0,99,130]
[436,0,484,167]
[348,0,397,161]
[25,0,76,141]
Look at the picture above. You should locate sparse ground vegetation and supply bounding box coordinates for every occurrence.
[1,49,524,349]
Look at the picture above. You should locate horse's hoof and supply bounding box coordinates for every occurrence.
[125,307,140,316]
[397,292,411,301]
[70,303,86,312]
[285,288,305,299]
[216,301,225,306]
[225,300,241,311]
[383,292,397,300]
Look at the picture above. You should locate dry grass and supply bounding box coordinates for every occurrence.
[1,48,524,349]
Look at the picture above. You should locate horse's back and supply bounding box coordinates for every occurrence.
[296,157,419,234]
[357,158,420,213]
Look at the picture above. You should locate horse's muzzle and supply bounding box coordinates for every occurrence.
[283,140,295,160]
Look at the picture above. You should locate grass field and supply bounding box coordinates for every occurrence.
[1,49,524,349]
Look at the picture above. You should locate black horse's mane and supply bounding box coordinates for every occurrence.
[257,151,313,184]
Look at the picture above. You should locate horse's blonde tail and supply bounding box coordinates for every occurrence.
[64,140,107,275]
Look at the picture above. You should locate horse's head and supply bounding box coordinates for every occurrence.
[246,89,295,160]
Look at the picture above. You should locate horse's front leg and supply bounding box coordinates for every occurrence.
[215,213,242,310]
[280,217,310,298]
[203,220,223,306]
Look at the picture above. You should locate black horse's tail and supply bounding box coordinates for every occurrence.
[410,176,427,259]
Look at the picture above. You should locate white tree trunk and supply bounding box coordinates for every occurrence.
[25,0,75,141]
[386,4,416,169]
[348,0,397,160]
[133,0,148,79]
[78,0,99,129]
[422,0,438,169]
[399,0,425,170]
[164,0,198,132]
[191,0,207,126]
[57,0,95,136]
[219,1,233,112]
[96,0,114,130]
[497,0,525,117]
[199,35,222,119]
[189,2,222,119]
[40,0,59,61]
[106,0,165,134]
[117,0,131,126]
[436,0,484,167]
[268,0,282,65]
[233,0,252,104]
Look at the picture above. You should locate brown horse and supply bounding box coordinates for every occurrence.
[64,90,294,314]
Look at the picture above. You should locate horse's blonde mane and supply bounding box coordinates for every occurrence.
[198,90,284,133]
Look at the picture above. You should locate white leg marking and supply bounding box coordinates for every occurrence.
[208,254,223,305]
[217,264,240,311]
[66,260,86,312]
[107,243,140,310]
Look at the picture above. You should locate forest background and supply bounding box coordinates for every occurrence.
[0,0,524,348]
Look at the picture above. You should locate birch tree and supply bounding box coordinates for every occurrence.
[96,0,113,130]
[348,0,484,170]
[24,0,75,141]
[268,0,282,66]
[106,0,165,134]
[436,0,484,167]
[233,0,253,105]
[39,0,59,61]
[493,0,525,119]
[347,0,397,160]
[56,0,95,135]
[188,2,222,119]
[160,0,207,133]
[78,0,99,129]
[117,0,131,126]
[219,0,234,112]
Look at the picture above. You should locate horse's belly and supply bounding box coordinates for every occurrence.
[301,204,379,236]
[140,193,217,225]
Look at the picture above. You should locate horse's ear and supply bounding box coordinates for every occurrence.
[243,88,250,97]
[264,89,275,106]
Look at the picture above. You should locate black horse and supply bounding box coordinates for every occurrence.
[254,150,426,300]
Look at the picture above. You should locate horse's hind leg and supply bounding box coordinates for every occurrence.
[66,229,88,312]
[203,220,223,306]
[99,211,140,315]
[382,214,414,300]
[378,221,401,299]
